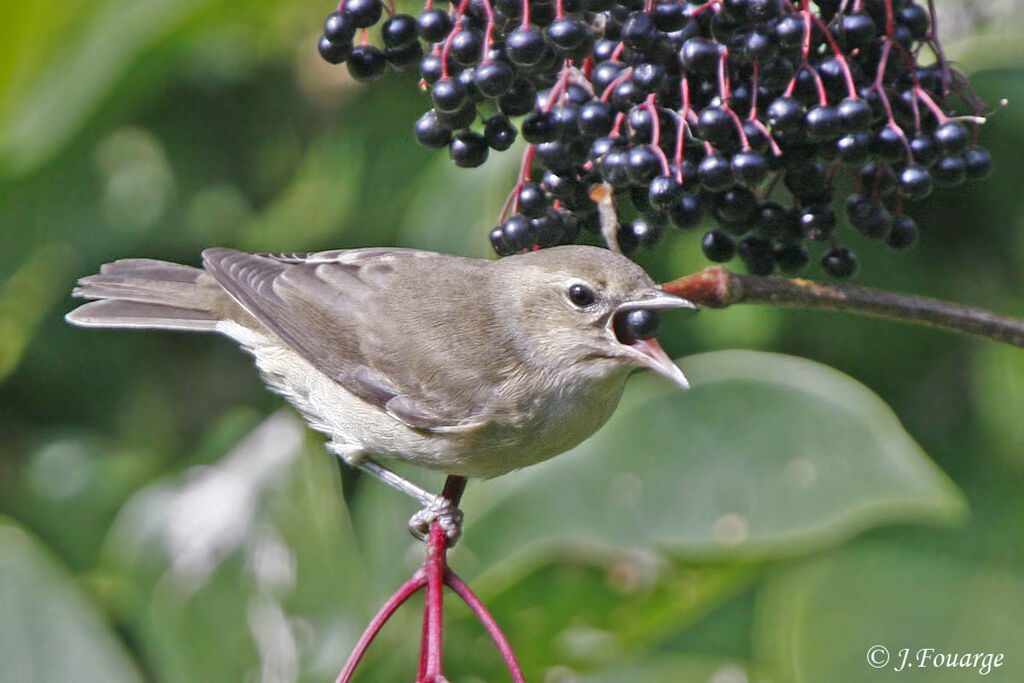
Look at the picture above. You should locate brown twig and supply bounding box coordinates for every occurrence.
[661,267,1024,348]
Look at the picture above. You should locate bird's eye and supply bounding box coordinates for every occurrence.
[568,283,596,308]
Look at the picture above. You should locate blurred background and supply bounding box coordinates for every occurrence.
[1,1,1023,681]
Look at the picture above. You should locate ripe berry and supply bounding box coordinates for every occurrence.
[836,132,872,164]
[756,201,799,240]
[614,308,661,344]
[701,229,736,262]
[698,106,736,146]
[669,194,703,229]
[821,247,857,278]
[431,79,466,112]
[805,105,842,141]
[347,45,387,82]
[873,126,906,162]
[738,235,775,275]
[934,121,970,154]
[484,114,517,151]
[680,37,721,74]
[473,61,514,97]
[498,79,536,116]
[964,145,993,180]
[628,217,665,248]
[345,0,383,28]
[766,97,805,135]
[417,9,452,42]
[698,154,734,191]
[836,97,872,132]
[886,214,918,250]
[450,130,489,168]
[731,151,768,187]
[547,17,591,51]
[648,175,682,211]
[518,183,548,217]
[800,203,836,240]
[381,14,418,48]
[933,155,966,186]
[775,243,809,273]
[414,110,453,149]
[386,42,423,70]
[846,194,892,239]
[627,145,663,184]
[506,28,546,66]
[501,214,532,249]
[578,101,614,137]
[521,112,555,144]
[318,35,352,64]
[898,164,933,200]
[324,11,357,44]
[714,186,758,224]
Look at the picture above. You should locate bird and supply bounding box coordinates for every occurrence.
[66,245,695,540]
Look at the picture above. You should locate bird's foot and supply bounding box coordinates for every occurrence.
[409,495,464,546]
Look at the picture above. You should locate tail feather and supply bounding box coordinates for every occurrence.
[66,258,222,332]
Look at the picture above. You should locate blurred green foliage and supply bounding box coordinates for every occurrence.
[1,1,1023,681]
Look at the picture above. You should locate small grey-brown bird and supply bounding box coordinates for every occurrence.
[66,245,694,539]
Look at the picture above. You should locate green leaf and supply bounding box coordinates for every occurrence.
[754,538,1024,682]
[458,351,966,569]
[0,518,144,683]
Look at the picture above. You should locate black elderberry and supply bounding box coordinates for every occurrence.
[837,12,877,49]
[714,186,758,224]
[345,0,383,28]
[698,154,734,192]
[578,101,613,137]
[680,37,721,75]
[766,97,805,136]
[601,149,633,187]
[697,106,736,146]
[836,133,872,165]
[386,42,423,70]
[898,164,933,200]
[756,202,799,240]
[518,183,548,217]
[614,308,661,344]
[551,104,582,140]
[431,79,466,112]
[498,79,536,116]
[702,229,736,262]
[628,217,665,248]
[450,29,484,67]
[622,12,659,52]
[417,9,453,42]
[501,214,532,249]
[887,214,918,250]
[738,235,775,275]
[898,3,930,41]
[860,162,897,196]
[436,102,477,130]
[963,146,992,180]
[775,243,809,273]
[318,35,352,65]
[490,225,513,255]
[873,126,906,163]
[414,110,453,149]
[731,151,768,187]
[846,194,892,239]
[648,175,682,211]
[821,247,857,279]
[347,45,387,82]
[506,28,546,66]
[632,62,666,93]
[547,17,591,52]
[909,135,938,167]
[381,14,418,48]
[484,114,517,151]
[785,161,831,205]
[324,11,357,44]
[590,135,625,159]
[609,80,644,111]
[521,112,555,144]
[419,55,444,85]
[933,155,966,186]
[800,203,836,240]
[836,97,872,132]
[652,0,688,32]
[775,14,805,48]
[934,121,970,155]
[450,130,489,168]
[627,145,663,184]
[473,61,514,97]
[805,105,842,141]
[669,194,703,229]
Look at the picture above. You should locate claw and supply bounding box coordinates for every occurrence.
[409,496,464,546]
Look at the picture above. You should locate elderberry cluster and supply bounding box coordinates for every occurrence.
[318,0,992,279]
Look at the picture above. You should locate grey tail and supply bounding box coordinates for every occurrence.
[66,258,221,332]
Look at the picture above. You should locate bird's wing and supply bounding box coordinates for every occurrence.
[202,248,498,431]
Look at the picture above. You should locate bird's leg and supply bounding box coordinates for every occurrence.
[349,456,464,545]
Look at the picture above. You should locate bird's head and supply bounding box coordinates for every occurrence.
[491,245,695,388]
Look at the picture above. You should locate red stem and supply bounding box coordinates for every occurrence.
[446,571,527,683]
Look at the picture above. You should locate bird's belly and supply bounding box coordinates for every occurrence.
[228,323,627,479]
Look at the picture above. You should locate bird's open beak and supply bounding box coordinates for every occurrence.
[614,289,695,390]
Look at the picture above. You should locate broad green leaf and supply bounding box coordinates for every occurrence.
[754,538,1024,682]
[0,518,144,683]
[457,351,966,569]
